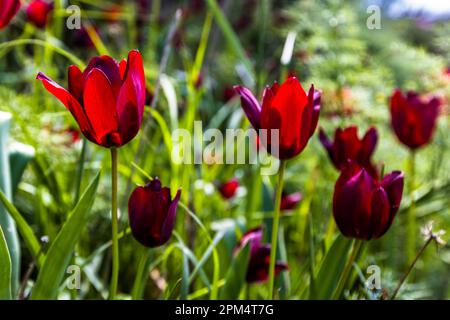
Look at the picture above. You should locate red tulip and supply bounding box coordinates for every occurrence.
[280,192,302,211]
[319,126,379,178]
[37,50,146,148]
[235,227,288,283]
[219,178,239,199]
[234,76,321,159]
[128,178,181,247]
[333,162,404,240]
[0,0,21,29]
[26,0,53,28]
[390,89,441,150]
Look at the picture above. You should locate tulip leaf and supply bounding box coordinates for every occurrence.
[219,241,250,300]
[0,111,20,295]
[0,225,12,300]
[311,234,352,299]
[31,171,100,300]
[0,190,43,268]
[9,142,35,196]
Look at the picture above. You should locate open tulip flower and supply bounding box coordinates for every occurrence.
[128,178,181,248]
[235,227,288,284]
[234,76,321,160]
[390,89,441,150]
[333,161,404,240]
[37,50,146,148]
[26,0,53,28]
[319,126,379,178]
[0,0,21,29]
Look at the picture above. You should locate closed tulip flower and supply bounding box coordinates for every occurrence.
[219,178,239,199]
[0,0,21,29]
[333,162,404,240]
[319,126,378,178]
[37,50,146,148]
[390,89,441,150]
[234,76,321,160]
[235,227,288,283]
[128,178,181,248]
[26,0,53,28]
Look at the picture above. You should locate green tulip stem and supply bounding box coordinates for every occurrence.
[268,160,286,299]
[109,148,119,300]
[333,239,363,299]
[406,150,416,265]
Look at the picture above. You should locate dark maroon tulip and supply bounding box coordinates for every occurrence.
[128,178,181,247]
[219,178,239,199]
[280,192,302,211]
[319,126,379,178]
[390,89,441,150]
[333,162,404,240]
[235,227,288,284]
[0,0,21,29]
[26,0,53,28]
[234,76,321,160]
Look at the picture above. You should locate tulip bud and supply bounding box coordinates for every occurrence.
[319,126,379,178]
[390,89,441,150]
[333,162,404,240]
[234,227,288,283]
[218,178,239,199]
[128,178,181,247]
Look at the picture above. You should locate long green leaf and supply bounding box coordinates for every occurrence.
[31,171,100,300]
[0,225,12,299]
[9,142,35,195]
[311,235,352,299]
[0,111,20,295]
[219,241,250,300]
[0,190,43,268]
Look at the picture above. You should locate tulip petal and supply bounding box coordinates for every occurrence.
[83,68,120,146]
[237,227,263,255]
[161,188,181,245]
[36,72,97,143]
[381,171,404,219]
[280,192,302,210]
[370,187,391,239]
[307,85,321,138]
[68,65,83,102]
[118,59,127,80]
[0,0,20,29]
[119,50,146,112]
[362,126,378,158]
[234,85,262,130]
[83,55,122,96]
[116,50,145,143]
[261,77,309,159]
